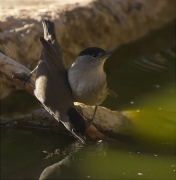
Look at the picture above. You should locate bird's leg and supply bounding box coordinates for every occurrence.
[23,65,38,85]
[92,105,98,121]
[86,105,98,126]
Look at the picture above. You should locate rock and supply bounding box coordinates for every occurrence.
[0,0,175,98]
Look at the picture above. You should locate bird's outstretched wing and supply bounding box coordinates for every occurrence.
[42,20,66,69]
[34,20,86,143]
[35,40,72,120]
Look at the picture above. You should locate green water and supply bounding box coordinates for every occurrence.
[1,71,175,180]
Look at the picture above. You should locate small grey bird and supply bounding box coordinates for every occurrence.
[68,47,117,121]
[25,20,86,143]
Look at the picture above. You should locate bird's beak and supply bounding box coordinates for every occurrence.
[102,52,113,60]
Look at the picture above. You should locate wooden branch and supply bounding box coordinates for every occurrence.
[0,107,119,142]
[0,104,131,133]
[0,52,35,95]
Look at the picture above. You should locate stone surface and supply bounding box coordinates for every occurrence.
[0,0,175,98]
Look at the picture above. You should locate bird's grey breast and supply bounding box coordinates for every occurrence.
[68,59,108,106]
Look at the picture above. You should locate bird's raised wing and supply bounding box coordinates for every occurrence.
[34,20,86,143]
[42,20,66,69]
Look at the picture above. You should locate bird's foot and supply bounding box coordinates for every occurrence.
[23,65,38,85]
[86,118,93,127]
[22,73,32,85]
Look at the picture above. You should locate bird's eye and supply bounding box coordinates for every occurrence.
[92,54,98,59]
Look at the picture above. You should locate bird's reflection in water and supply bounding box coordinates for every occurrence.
[39,140,109,180]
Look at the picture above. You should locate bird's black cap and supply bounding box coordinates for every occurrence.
[78,47,106,56]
